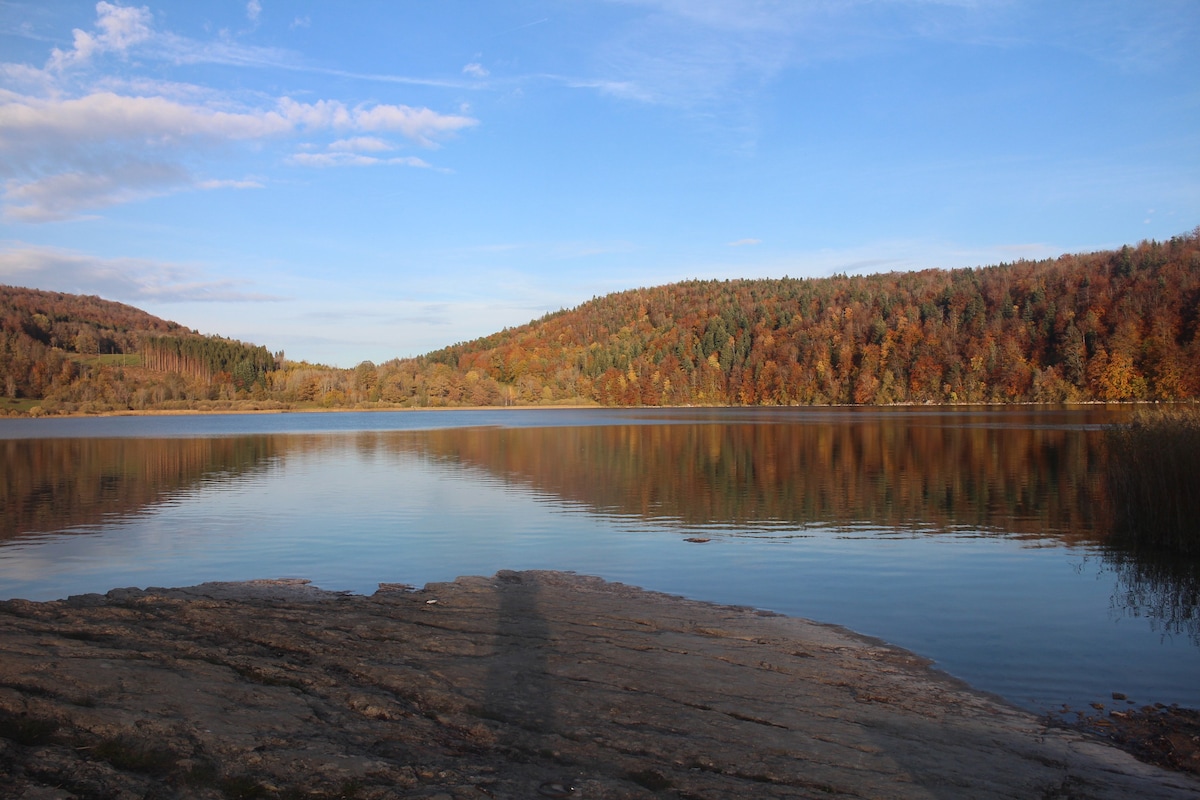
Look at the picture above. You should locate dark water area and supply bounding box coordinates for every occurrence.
[1,406,1197,716]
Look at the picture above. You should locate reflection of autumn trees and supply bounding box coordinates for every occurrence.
[399,415,1194,635]
[0,437,280,540]
[402,413,1109,539]
[3,419,1193,639]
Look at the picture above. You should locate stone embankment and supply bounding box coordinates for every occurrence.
[2,571,1198,799]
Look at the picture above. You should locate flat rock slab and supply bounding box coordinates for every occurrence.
[1,571,1197,799]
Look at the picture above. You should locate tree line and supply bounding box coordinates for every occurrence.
[2,230,1199,414]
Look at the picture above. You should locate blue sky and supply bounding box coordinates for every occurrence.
[1,1,1197,367]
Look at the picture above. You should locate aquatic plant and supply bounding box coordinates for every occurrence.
[1104,405,1200,554]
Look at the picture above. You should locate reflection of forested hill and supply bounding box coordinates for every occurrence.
[0,437,280,540]
[404,412,1111,540]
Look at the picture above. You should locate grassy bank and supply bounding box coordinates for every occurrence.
[1105,406,1200,554]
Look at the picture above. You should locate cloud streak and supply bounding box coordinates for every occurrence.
[0,3,478,221]
[0,243,282,302]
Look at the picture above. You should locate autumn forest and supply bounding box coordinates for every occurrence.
[2,231,1199,416]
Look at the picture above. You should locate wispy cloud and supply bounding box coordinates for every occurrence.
[3,161,188,222]
[0,5,478,221]
[0,242,282,302]
[0,5,477,221]
[0,90,473,219]
[288,152,432,169]
[581,0,1198,114]
[328,137,393,153]
[727,238,761,247]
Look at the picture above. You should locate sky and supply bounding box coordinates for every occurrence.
[1,1,1198,367]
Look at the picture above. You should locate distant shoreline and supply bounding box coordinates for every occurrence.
[3,398,1184,422]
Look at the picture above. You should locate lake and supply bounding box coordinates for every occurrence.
[2,406,1197,717]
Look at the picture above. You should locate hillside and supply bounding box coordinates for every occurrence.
[2,231,1199,414]
[0,286,278,414]
[418,230,1200,406]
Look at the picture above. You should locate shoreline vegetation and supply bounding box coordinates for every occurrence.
[6,396,1195,418]
[1103,405,1200,554]
[3,232,1200,417]
[2,572,1198,798]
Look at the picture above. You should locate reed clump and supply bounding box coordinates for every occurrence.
[1104,405,1200,554]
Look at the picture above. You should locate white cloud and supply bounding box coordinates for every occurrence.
[0,2,479,220]
[47,2,154,71]
[3,162,186,222]
[288,152,431,169]
[350,104,477,146]
[727,238,761,247]
[0,242,281,302]
[462,62,489,78]
[197,178,264,190]
[328,137,393,153]
[0,90,474,219]
[1,91,293,150]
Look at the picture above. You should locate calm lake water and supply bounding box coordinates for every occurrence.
[2,406,1198,716]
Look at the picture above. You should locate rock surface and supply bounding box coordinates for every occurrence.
[1,570,1197,799]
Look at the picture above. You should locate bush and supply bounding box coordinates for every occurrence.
[1104,405,1200,553]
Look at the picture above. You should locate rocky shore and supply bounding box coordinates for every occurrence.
[2,571,1198,799]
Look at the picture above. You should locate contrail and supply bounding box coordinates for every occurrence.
[489,18,549,38]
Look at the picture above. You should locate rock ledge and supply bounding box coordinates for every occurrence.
[2,570,1197,799]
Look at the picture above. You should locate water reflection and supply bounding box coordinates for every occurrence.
[1104,548,1200,645]
[1,409,1196,649]
[0,436,280,540]
[403,417,1106,540]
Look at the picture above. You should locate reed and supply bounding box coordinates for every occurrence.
[1104,406,1200,554]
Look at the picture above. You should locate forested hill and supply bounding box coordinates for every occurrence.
[420,231,1200,406]
[1,285,277,411]
[2,232,1199,415]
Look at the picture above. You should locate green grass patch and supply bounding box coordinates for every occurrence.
[0,396,39,414]
[1104,405,1200,554]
